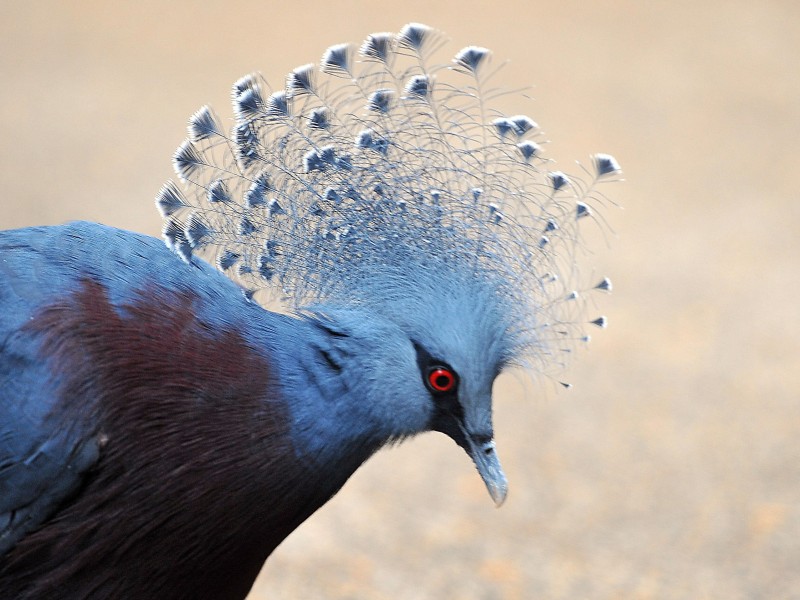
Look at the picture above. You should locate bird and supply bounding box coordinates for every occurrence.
[0,23,620,599]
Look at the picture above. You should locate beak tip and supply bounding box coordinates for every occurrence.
[486,477,508,508]
[489,483,508,507]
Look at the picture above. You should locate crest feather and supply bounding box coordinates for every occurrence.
[156,23,621,369]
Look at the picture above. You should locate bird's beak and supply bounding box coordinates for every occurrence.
[461,428,508,507]
[433,409,509,506]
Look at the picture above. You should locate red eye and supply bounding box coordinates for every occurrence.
[427,367,456,393]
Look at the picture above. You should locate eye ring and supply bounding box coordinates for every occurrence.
[427,367,457,393]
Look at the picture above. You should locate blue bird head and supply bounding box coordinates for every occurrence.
[156,23,621,504]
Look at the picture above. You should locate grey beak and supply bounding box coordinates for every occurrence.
[464,434,508,506]
[431,405,509,506]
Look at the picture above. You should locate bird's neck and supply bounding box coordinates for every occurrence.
[271,310,421,470]
[7,278,370,599]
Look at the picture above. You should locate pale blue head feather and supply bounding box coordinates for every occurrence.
[157,22,621,380]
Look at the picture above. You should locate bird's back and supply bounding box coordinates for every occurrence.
[0,222,353,598]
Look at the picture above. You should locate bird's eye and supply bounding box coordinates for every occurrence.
[427,367,457,393]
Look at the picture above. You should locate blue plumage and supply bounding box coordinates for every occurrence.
[0,23,620,599]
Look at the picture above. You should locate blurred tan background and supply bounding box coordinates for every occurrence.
[1,1,798,598]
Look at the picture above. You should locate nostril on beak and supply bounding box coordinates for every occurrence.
[472,435,496,456]
[471,432,493,446]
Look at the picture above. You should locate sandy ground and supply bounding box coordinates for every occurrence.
[1,1,798,598]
